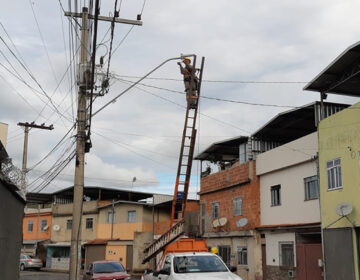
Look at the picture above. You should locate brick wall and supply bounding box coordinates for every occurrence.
[201,162,251,193]
[200,161,260,232]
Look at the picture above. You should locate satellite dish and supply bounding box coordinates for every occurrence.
[212,217,228,228]
[236,218,248,227]
[212,219,220,228]
[219,217,227,227]
[335,202,353,216]
[53,224,60,231]
[43,225,49,231]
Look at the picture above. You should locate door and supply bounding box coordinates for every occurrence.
[262,244,267,280]
[296,243,323,280]
[126,245,133,271]
[218,246,231,265]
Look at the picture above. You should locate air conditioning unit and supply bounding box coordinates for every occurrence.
[53,224,60,231]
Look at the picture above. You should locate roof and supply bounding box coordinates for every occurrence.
[304,41,360,96]
[256,222,320,231]
[27,185,159,204]
[252,101,348,143]
[195,136,249,161]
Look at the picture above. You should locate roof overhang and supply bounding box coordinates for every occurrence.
[195,136,248,161]
[304,41,360,96]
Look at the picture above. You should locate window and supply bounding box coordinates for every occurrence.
[233,197,242,216]
[86,218,93,229]
[27,220,33,233]
[218,246,231,266]
[239,143,247,164]
[237,247,248,265]
[40,219,48,232]
[327,158,342,190]
[200,203,205,234]
[271,185,281,206]
[279,242,294,267]
[127,211,136,223]
[66,219,72,230]
[162,255,171,272]
[107,211,115,224]
[212,202,220,219]
[304,176,319,200]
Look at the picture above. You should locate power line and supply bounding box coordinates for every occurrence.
[112,75,299,109]
[94,132,175,170]
[115,78,251,134]
[112,74,308,84]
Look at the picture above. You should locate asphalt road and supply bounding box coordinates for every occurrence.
[20,270,141,280]
[20,271,71,280]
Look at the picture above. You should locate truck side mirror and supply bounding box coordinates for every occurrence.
[159,268,170,275]
[228,265,237,272]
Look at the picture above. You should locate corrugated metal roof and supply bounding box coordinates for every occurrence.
[304,41,360,96]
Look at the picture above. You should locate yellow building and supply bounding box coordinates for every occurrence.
[318,102,360,280]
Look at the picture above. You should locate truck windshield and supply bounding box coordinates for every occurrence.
[173,255,228,273]
[94,262,125,273]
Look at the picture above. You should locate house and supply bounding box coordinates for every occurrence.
[196,136,262,280]
[195,102,348,280]
[22,205,52,261]
[304,41,360,280]
[318,103,360,280]
[25,186,180,272]
[0,136,26,280]
[256,132,322,280]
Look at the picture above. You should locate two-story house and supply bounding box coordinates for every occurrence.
[304,41,360,280]
[22,205,52,260]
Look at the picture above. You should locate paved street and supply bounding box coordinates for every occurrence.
[20,271,141,280]
[20,271,71,280]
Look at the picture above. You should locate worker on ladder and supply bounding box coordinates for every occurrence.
[177,57,198,108]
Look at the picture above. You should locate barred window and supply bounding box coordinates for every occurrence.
[86,218,93,229]
[237,247,247,265]
[279,242,294,267]
[271,185,281,206]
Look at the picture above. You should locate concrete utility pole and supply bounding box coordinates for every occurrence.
[68,7,89,280]
[17,122,54,178]
[65,4,142,279]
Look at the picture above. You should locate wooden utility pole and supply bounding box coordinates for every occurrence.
[65,4,142,280]
[17,122,54,178]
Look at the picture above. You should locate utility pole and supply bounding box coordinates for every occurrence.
[17,122,54,178]
[65,4,142,280]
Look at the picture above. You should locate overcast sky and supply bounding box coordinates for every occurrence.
[1,0,359,198]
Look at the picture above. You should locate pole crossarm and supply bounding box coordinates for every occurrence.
[17,122,54,130]
[92,55,193,117]
[65,11,143,26]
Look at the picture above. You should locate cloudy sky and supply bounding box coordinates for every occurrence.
[1,0,359,198]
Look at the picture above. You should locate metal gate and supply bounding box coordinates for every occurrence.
[296,243,323,280]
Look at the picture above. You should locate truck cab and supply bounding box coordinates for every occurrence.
[147,252,242,280]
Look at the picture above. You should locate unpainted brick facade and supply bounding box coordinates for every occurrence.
[200,161,260,232]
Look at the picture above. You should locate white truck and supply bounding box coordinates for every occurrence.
[143,252,243,280]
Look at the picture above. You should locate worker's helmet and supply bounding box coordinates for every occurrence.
[210,247,218,254]
[183,57,191,62]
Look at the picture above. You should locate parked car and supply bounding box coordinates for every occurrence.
[20,254,43,271]
[84,260,131,280]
